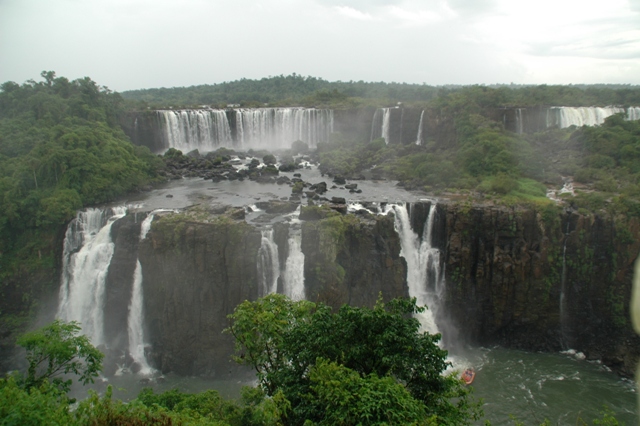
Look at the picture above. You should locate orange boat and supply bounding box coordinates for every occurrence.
[461,368,475,385]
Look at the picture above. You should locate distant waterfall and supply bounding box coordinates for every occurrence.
[515,108,524,134]
[628,107,640,121]
[157,110,233,152]
[156,108,333,153]
[370,108,391,144]
[258,228,280,296]
[549,106,624,128]
[283,226,305,301]
[57,207,127,345]
[386,203,443,334]
[235,108,333,150]
[127,261,153,375]
[415,110,425,145]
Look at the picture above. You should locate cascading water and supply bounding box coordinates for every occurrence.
[127,260,153,375]
[283,225,305,301]
[235,108,333,150]
[628,107,640,121]
[549,106,625,128]
[386,203,443,334]
[370,108,391,144]
[157,109,233,152]
[515,108,524,134]
[257,228,280,296]
[415,110,425,145]
[57,207,127,345]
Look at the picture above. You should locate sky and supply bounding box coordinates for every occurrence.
[1,0,639,92]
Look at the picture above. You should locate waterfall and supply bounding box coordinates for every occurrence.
[157,109,233,152]
[127,260,153,375]
[57,207,127,345]
[140,209,175,241]
[369,108,391,144]
[235,108,333,150]
[549,106,625,128]
[415,110,425,145]
[381,108,391,144]
[283,226,305,301]
[628,107,640,121]
[515,108,524,134]
[258,228,280,296]
[386,203,443,334]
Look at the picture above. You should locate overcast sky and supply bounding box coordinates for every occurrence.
[1,0,639,91]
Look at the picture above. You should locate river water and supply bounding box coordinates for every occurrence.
[91,159,636,424]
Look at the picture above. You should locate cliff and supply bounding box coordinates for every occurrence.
[128,203,640,377]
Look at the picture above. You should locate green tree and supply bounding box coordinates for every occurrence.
[226,294,481,425]
[17,320,103,393]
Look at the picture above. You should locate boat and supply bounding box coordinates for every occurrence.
[461,368,475,385]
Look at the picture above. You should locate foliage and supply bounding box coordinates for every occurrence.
[0,376,74,426]
[17,320,103,393]
[226,294,481,425]
[119,74,640,109]
[0,71,162,345]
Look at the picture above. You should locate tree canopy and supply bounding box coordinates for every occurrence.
[226,294,481,425]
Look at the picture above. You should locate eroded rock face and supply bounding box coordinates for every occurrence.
[138,217,262,376]
[441,204,640,376]
[115,202,640,377]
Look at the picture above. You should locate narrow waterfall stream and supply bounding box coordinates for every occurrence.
[415,110,425,145]
[57,207,127,345]
[257,228,280,296]
[127,260,153,375]
[283,226,305,301]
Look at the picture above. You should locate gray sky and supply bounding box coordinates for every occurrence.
[2,0,639,91]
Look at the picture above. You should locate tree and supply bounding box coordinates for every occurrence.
[17,320,103,393]
[226,294,481,425]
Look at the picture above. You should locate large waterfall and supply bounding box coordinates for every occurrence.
[235,108,333,150]
[257,228,280,296]
[156,108,333,153]
[547,106,625,128]
[157,109,233,152]
[57,207,127,345]
[386,203,444,334]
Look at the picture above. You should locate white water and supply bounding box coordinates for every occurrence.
[57,207,127,345]
[628,106,640,121]
[549,106,625,128]
[158,110,233,152]
[370,108,392,144]
[235,108,333,150]
[157,108,333,153]
[283,226,305,301]
[140,209,176,240]
[386,203,443,334]
[515,108,524,134]
[127,260,153,375]
[257,228,280,296]
[415,110,425,145]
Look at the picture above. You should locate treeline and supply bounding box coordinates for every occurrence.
[120,73,640,109]
[0,72,162,336]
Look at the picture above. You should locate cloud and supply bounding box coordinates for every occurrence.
[334,6,374,20]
